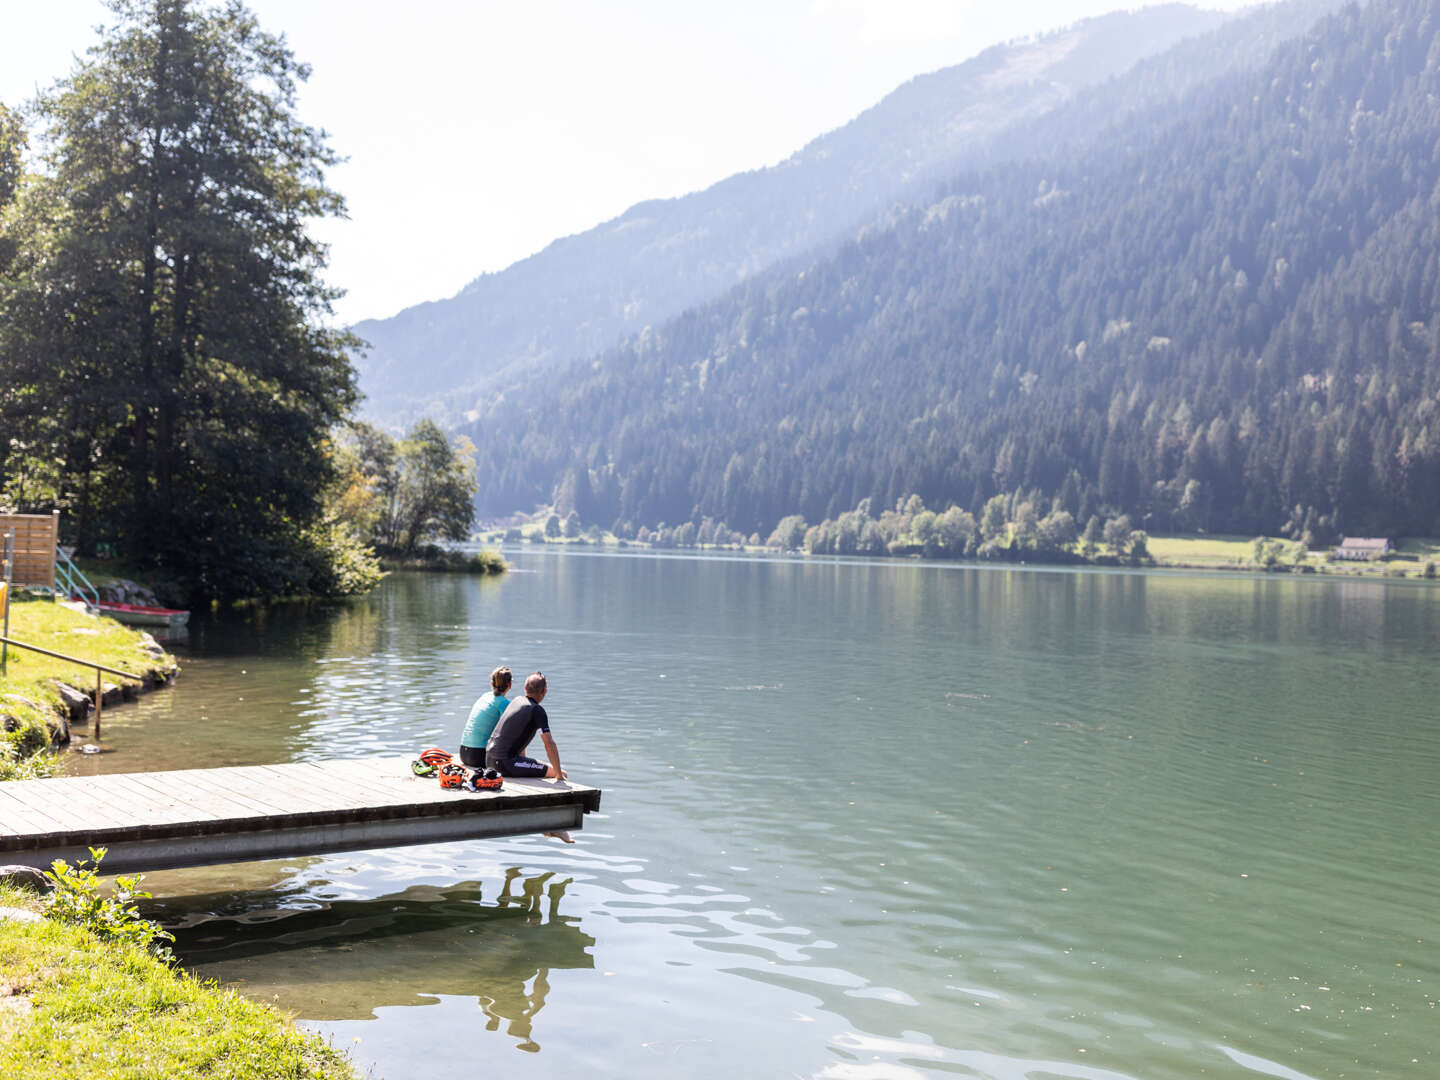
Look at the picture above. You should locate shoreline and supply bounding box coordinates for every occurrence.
[473,534,1439,583]
[0,599,181,779]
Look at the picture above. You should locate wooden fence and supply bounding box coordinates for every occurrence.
[1,511,59,589]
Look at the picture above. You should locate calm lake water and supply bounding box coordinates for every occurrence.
[67,550,1440,1079]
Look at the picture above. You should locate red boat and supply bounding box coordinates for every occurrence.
[93,600,190,629]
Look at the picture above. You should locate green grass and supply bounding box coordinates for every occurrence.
[0,885,359,1080]
[1145,533,1440,577]
[0,595,176,780]
[1145,533,1268,566]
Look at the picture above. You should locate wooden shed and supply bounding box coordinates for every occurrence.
[0,511,59,588]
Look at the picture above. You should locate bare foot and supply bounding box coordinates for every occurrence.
[542,830,575,844]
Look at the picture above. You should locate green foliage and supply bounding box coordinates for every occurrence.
[1038,509,1078,552]
[0,100,24,272]
[0,683,60,781]
[796,491,1062,560]
[44,847,174,961]
[390,421,478,554]
[979,496,1008,543]
[1129,530,1151,563]
[767,514,808,549]
[0,741,60,782]
[1104,516,1134,557]
[325,422,393,544]
[380,546,505,574]
[335,419,477,557]
[1253,537,1288,568]
[297,516,384,597]
[0,0,359,601]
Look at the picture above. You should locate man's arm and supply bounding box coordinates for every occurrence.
[540,731,567,781]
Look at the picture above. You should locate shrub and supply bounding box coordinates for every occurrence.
[45,847,174,961]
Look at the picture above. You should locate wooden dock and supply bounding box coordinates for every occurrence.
[0,758,602,875]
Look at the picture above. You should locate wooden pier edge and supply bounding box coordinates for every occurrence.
[0,757,603,875]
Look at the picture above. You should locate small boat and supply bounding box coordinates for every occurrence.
[93,600,190,629]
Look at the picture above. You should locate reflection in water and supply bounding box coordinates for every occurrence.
[480,870,576,1051]
[164,871,592,1051]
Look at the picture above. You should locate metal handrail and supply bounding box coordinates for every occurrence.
[54,547,100,611]
[0,634,142,741]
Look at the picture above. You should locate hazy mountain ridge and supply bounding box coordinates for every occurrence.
[352,4,1235,425]
[462,0,1440,541]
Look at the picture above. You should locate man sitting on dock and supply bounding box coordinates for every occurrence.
[486,672,573,843]
[486,671,567,782]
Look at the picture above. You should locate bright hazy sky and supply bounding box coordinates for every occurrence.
[3,0,1253,325]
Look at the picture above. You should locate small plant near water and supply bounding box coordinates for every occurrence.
[44,846,175,961]
[0,741,60,781]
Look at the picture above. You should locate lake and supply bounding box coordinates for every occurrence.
[66,549,1440,1079]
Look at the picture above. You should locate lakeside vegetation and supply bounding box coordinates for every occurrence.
[0,881,358,1080]
[0,2,487,603]
[329,420,499,575]
[0,2,362,602]
[482,503,1440,580]
[379,546,507,575]
[0,596,176,781]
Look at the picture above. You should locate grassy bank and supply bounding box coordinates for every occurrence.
[0,885,358,1080]
[0,596,177,780]
[1146,533,1439,577]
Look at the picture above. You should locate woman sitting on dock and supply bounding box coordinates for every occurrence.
[459,665,512,768]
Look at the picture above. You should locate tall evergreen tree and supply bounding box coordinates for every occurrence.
[2,0,357,598]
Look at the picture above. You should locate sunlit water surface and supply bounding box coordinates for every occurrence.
[67,550,1440,1079]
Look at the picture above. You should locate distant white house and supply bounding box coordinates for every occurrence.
[1334,537,1393,560]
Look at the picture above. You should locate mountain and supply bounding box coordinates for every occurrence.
[351,4,1241,426]
[461,0,1440,542]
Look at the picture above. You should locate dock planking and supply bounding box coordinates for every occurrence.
[0,757,602,875]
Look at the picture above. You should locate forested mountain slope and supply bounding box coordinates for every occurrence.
[466,0,1440,542]
[353,4,1239,426]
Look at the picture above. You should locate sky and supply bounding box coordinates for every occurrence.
[3,0,1253,326]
